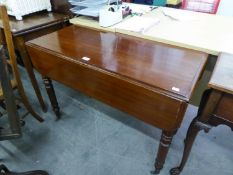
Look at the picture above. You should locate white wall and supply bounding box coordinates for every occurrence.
[217,0,233,16]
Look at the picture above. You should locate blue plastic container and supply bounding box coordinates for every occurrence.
[133,0,153,5]
[153,0,167,6]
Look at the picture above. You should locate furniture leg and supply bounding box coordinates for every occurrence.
[0,100,6,109]
[17,83,44,122]
[169,89,221,175]
[152,130,175,174]
[15,37,47,112]
[0,164,49,175]
[170,117,211,175]
[0,45,21,140]
[42,76,60,119]
[0,5,43,123]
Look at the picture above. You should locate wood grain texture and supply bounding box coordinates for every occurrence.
[214,93,233,122]
[209,53,233,95]
[27,26,207,101]
[26,25,207,130]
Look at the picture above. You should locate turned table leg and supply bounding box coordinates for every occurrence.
[152,130,176,174]
[42,76,60,119]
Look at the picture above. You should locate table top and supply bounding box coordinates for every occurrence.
[209,53,233,95]
[70,5,233,56]
[0,11,69,36]
[26,25,207,101]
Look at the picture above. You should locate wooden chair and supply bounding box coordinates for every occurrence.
[0,45,21,140]
[0,75,17,101]
[0,73,17,116]
[0,46,48,174]
[0,5,43,122]
[182,0,221,14]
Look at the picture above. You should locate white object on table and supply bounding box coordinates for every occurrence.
[70,4,233,55]
[99,0,122,27]
[70,5,104,17]
[0,0,51,20]
[114,16,160,34]
[99,6,123,27]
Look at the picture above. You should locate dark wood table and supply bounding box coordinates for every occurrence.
[170,53,233,175]
[26,25,208,174]
[0,11,69,112]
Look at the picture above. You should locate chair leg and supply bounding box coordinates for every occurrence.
[42,76,60,119]
[18,89,44,122]
[0,100,6,109]
[0,6,44,123]
[10,54,44,122]
[15,37,47,113]
[0,164,49,175]
[170,117,212,175]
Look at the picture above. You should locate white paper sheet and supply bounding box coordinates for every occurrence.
[114,16,160,34]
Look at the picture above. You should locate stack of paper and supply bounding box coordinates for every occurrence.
[69,0,118,17]
[70,5,103,17]
[69,0,107,7]
[127,3,152,14]
[114,16,160,34]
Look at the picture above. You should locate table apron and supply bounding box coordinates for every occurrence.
[27,46,188,131]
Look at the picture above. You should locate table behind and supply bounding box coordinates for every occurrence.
[0,11,69,37]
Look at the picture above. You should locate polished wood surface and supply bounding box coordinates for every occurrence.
[26,25,208,130]
[215,93,233,122]
[209,53,233,95]
[170,53,233,175]
[27,26,207,101]
[0,11,69,36]
[70,4,233,55]
[26,25,208,173]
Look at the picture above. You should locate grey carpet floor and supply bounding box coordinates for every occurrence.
[0,68,233,175]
